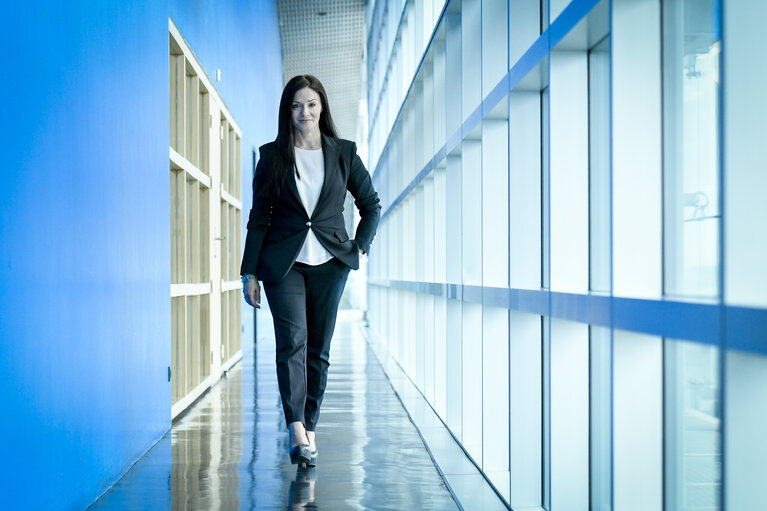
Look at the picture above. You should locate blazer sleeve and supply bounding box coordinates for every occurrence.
[347,142,381,255]
[240,146,271,277]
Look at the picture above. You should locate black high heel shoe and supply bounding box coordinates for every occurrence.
[289,444,312,465]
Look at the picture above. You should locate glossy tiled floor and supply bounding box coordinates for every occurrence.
[90,318,459,510]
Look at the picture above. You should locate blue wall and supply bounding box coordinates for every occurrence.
[0,2,282,509]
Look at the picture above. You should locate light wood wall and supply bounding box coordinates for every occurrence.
[169,19,243,419]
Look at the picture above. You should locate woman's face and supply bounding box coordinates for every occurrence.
[291,87,323,134]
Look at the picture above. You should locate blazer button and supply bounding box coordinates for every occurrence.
[306,221,312,227]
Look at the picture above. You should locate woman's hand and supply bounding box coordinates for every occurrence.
[244,278,261,308]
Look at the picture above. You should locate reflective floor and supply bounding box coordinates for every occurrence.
[90,318,458,510]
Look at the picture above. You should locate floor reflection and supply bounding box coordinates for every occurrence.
[91,318,457,510]
[170,372,243,511]
[288,467,317,509]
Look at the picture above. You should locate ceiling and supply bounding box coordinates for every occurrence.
[277,0,367,140]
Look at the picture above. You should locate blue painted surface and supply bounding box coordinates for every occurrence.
[0,1,282,509]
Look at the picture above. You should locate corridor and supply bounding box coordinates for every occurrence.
[6,1,767,509]
[89,319,461,510]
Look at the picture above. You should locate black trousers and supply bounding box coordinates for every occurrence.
[263,257,350,431]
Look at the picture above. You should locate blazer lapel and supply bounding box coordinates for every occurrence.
[285,159,302,207]
[312,132,340,219]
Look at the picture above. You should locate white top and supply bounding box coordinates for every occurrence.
[293,146,334,265]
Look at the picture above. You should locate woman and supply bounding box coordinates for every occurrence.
[240,75,380,466]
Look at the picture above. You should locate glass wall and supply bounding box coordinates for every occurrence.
[665,339,721,510]
[662,0,721,298]
[364,0,767,508]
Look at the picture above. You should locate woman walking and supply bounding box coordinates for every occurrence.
[240,75,380,466]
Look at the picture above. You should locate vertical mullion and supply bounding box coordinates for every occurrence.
[608,0,615,507]
[715,0,726,506]
[542,0,552,496]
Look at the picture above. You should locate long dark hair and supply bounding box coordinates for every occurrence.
[265,74,339,199]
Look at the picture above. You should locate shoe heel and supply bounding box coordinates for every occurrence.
[289,444,311,465]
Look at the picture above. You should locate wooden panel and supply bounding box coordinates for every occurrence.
[171,296,184,404]
[220,116,229,192]
[200,184,209,282]
[236,209,242,279]
[198,82,209,174]
[170,148,211,188]
[201,293,210,378]
[189,294,199,390]
[228,125,236,193]
[185,59,199,166]
[169,51,184,153]
[235,135,242,197]
[220,200,228,279]
[170,282,211,297]
[186,176,196,282]
[229,204,236,280]
[170,20,244,417]
[182,296,190,396]
[170,167,185,284]
[221,288,229,363]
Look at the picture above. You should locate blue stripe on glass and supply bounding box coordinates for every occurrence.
[510,288,551,316]
[369,279,767,356]
[483,74,510,117]
[374,0,603,212]
[446,283,461,300]
[552,292,612,327]
[368,0,414,157]
[612,298,719,345]
[726,306,767,356]
[462,284,483,304]
[446,123,462,156]
[462,107,483,139]
[483,286,510,309]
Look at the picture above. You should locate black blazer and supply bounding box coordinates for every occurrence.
[240,133,381,283]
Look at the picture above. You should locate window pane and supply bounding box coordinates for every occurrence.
[662,0,721,298]
[613,330,663,509]
[589,37,611,292]
[541,87,550,289]
[664,339,721,511]
[590,326,612,510]
[725,351,767,509]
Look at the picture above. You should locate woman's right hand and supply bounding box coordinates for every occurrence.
[244,278,261,308]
